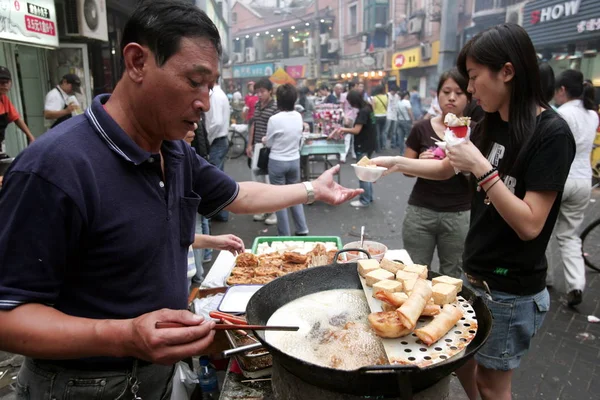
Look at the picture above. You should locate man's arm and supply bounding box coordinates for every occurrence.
[226,165,362,214]
[14,118,35,143]
[246,122,255,157]
[0,304,215,365]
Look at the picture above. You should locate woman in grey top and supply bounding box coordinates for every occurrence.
[297,87,315,132]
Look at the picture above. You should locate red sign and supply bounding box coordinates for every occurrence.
[24,14,56,36]
[394,54,406,68]
[285,65,305,79]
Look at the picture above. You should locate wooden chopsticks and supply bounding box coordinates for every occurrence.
[155,321,298,331]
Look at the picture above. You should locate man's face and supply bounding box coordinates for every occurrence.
[0,79,11,95]
[334,86,342,96]
[248,83,254,93]
[139,37,218,141]
[358,83,364,93]
[256,87,271,103]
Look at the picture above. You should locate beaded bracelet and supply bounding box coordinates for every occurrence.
[476,167,497,184]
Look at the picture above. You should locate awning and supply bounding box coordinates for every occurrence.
[270,67,296,85]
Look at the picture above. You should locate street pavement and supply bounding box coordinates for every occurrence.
[1,151,599,399]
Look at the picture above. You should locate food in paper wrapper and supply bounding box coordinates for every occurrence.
[227,241,338,285]
[414,304,463,346]
[365,269,395,287]
[357,259,380,278]
[372,280,403,296]
[380,258,405,274]
[444,113,471,138]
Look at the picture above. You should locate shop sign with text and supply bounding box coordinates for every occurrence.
[524,0,599,46]
[0,0,58,48]
[233,63,274,78]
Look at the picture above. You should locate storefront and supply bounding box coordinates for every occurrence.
[390,41,440,96]
[0,0,59,155]
[523,0,600,85]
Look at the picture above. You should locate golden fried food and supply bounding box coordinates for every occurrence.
[367,311,413,338]
[283,252,308,264]
[356,155,376,167]
[326,249,338,264]
[236,253,259,269]
[227,276,253,285]
[250,276,274,284]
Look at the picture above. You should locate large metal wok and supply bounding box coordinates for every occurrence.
[245,250,492,398]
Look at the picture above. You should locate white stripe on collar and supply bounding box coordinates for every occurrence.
[86,108,133,163]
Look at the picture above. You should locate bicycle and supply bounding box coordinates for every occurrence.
[227,124,247,159]
[581,216,600,273]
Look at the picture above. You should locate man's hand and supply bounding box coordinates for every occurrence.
[125,309,216,365]
[246,145,253,158]
[207,234,245,255]
[312,165,363,205]
[66,104,77,114]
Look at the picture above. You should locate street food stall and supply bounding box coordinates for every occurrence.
[193,236,492,400]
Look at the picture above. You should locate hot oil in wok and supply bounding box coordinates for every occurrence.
[265,289,387,370]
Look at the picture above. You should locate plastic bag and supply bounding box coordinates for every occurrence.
[170,362,198,400]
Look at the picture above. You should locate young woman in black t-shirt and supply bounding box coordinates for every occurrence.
[402,68,472,279]
[372,24,575,400]
[332,90,377,207]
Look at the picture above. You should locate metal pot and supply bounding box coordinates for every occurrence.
[245,250,492,398]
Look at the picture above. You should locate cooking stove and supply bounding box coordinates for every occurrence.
[271,359,458,400]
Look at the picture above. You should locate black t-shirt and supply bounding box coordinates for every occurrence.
[464,111,575,295]
[405,120,471,212]
[354,106,377,154]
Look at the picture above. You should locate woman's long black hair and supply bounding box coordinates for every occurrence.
[457,23,549,175]
[555,69,596,111]
[347,90,372,113]
[298,86,309,110]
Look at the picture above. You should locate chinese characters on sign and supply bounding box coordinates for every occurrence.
[0,0,58,48]
[577,18,600,33]
[24,15,55,36]
[233,63,274,78]
[27,3,50,19]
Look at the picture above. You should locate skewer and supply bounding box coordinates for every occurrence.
[241,378,272,383]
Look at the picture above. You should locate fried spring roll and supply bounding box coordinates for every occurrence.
[414,304,464,346]
[367,311,413,338]
[397,279,433,330]
[380,298,441,316]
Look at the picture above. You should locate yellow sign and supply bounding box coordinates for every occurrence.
[391,41,440,70]
[269,67,296,85]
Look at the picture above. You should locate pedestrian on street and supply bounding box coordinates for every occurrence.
[264,83,309,236]
[243,81,258,123]
[43,73,83,128]
[371,85,388,152]
[0,1,361,398]
[246,77,279,226]
[332,90,377,208]
[548,69,599,306]
[206,76,231,222]
[0,66,35,150]
[340,82,358,163]
[384,85,399,147]
[373,23,575,400]
[402,68,473,279]
[410,86,423,120]
[394,90,414,154]
[297,86,315,132]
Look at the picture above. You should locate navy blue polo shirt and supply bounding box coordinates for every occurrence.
[0,95,239,319]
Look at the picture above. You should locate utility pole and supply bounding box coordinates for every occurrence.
[437,0,460,76]
[314,0,321,81]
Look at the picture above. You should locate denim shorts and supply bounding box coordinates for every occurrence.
[462,275,550,371]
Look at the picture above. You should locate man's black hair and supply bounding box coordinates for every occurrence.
[121,0,222,67]
[276,84,298,111]
[254,78,273,92]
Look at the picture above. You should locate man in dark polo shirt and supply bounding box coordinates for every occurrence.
[0,1,361,398]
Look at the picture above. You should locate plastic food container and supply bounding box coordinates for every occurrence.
[338,240,388,263]
[351,164,387,182]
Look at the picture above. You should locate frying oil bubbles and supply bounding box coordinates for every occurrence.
[266,289,387,370]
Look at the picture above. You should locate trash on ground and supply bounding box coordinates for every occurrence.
[588,315,600,323]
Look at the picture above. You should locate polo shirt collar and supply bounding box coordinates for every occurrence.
[86,95,184,165]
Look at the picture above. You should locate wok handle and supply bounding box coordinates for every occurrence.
[358,364,421,374]
[222,342,263,358]
[333,248,372,264]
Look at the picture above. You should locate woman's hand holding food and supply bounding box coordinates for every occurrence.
[371,156,403,176]
[445,141,492,177]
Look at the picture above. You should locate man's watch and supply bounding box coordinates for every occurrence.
[302,181,315,205]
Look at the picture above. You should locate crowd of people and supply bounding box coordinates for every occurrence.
[0,0,598,398]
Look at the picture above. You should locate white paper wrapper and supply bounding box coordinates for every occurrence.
[445,127,472,174]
